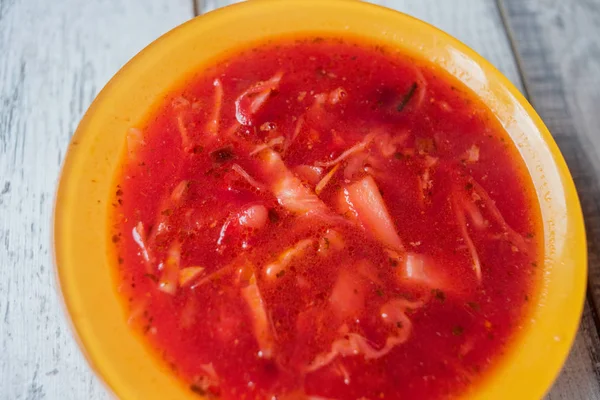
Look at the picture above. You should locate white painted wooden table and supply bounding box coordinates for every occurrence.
[1,0,599,399]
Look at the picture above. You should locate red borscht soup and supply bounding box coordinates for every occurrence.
[111,37,541,399]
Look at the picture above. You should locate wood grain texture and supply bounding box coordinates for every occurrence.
[0,0,598,399]
[195,0,242,14]
[497,0,600,398]
[0,0,192,398]
[370,0,525,91]
[499,0,600,321]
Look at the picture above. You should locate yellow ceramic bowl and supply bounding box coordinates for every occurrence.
[54,0,587,399]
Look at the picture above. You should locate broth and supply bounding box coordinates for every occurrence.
[111,37,541,399]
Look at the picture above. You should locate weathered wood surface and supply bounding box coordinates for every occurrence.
[499,0,600,365]
[0,0,192,399]
[498,0,600,398]
[0,0,598,399]
[196,0,241,13]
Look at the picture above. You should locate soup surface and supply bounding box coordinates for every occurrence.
[111,37,541,399]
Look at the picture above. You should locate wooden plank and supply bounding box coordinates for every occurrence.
[196,0,242,14]
[548,301,600,400]
[371,0,525,91]
[497,0,600,398]
[371,1,600,399]
[0,0,192,399]
[499,0,600,320]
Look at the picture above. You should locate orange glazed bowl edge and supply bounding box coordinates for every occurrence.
[54,1,587,399]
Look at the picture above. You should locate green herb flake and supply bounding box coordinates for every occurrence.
[376,288,384,297]
[210,146,235,164]
[389,257,399,267]
[268,208,280,224]
[465,183,474,191]
[161,209,173,216]
[144,273,159,283]
[415,137,436,154]
[276,270,286,278]
[397,82,418,112]
[452,325,464,336]
[467,301,480,311]
[192,145,204,154]
[432,289,446,302]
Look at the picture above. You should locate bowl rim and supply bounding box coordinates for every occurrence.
[54,0,587,399]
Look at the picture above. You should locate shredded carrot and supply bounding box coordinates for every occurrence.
[158,242,181,295]
[176,113,190,150]
[344,153,369,180]
[315,163,340,195]
[453,195,482,282]
[471,180,528,251]
[308,299,422,372]
[206,78,223,136]
[170,180,189,203]
[250,136,285,156]
[190,264,235,290]
[284,115,304,153]
[179,267,205,287]
[293,165,323,185]
[132,222,150,264]
[413,67,427,111]
[241,276,274,358]
[264,239,313,280]
[315,133,374,168]
[231,164,266,192]
[224,121,241,138]
[235,72,283,126]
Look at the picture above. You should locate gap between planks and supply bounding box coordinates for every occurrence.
[494,0,532,101]
[193,0,202,16]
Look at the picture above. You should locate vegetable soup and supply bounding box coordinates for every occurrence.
[111,37,541,399]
